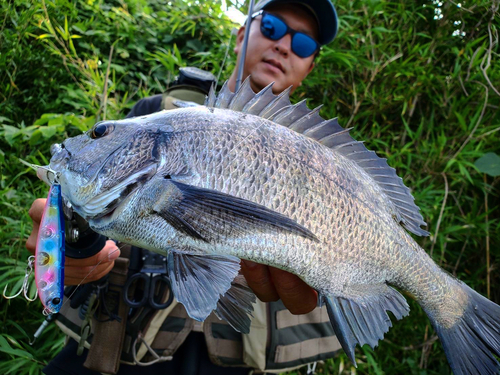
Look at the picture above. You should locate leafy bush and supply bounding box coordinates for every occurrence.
[0,0,498,374]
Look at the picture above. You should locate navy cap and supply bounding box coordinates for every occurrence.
[253,0,338,45]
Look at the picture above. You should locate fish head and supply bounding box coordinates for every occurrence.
[48,116,168,220]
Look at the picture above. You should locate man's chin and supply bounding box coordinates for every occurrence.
[249,73,285,94]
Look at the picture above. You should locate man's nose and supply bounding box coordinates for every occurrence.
[273,33,292,56]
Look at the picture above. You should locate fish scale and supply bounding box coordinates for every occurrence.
[44,79,500,375]
[139,110,438,295]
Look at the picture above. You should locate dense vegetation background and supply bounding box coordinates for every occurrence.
[0,0,499,374]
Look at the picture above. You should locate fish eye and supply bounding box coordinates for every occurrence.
[52,297,61,305]
[90,123,112,139]
[38,252,51,266]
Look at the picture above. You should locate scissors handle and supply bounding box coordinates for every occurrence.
[123,273,149,308]
[148,275,173,309]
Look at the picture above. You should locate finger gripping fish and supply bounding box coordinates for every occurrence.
[45,79,500,375]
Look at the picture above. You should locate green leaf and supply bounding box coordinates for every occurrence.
[34,113,61,126]
[454,111,467,131]
[186,39,204,52]
[39,125,58,139]
[48,117,63,127]
[29,129,43,146]
[0,335,11,349]
[362,346,384,375]
[458,162,473,184]
[474,152,500,177]
[2,125,22,146]
[64,16,69,37]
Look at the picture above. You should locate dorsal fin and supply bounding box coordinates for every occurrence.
[287,105,324,133]
[228,77,256,111]
[269,99,309,126]
[259,86,293,119]
[205,84,216,107]
[240,82,274,115]
[214,81,235,109]
[208,80,429,236]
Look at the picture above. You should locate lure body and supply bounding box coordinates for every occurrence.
[35,184,65,315]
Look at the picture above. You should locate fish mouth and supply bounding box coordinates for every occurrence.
[79,164,157,220]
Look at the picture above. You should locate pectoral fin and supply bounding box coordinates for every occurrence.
[154,180,318,243]
[167,251,241,321]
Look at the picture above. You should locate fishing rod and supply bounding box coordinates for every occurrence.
[235,0,255,92]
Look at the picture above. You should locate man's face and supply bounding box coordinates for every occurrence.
[233,5,318,94]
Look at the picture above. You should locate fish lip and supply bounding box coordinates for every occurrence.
[50,143,62,156]
[263,58,285,73]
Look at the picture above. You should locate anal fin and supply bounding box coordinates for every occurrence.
[215,275,256,334]
[323,284,410,365]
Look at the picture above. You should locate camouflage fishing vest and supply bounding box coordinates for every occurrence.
[55,86,341,374]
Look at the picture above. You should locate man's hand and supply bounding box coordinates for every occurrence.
[27,199,119,285]
[241,260,318,315]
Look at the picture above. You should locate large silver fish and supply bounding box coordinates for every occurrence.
[43,79,499,374]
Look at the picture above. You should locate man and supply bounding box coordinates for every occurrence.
[27,1,341,373]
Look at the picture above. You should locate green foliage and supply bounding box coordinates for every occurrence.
[475,152,500,176]
[0,0,499,374]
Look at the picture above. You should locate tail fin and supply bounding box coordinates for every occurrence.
[431,283,500,375]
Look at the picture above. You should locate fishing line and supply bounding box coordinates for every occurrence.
[235,0,255,91]
[19,159,59,184]
[60,246,123,311]
[215,30,234,90]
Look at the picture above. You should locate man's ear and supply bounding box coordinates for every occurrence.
[234,26,246,54]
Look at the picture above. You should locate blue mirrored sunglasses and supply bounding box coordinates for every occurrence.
[252,10,320,58]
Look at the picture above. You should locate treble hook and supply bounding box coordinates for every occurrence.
[3,256,37,302]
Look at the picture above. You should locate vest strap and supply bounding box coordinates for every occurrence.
[274,336,342,364]
[146,303,193,358]
[276,306,330,329]
[83,257,130,374]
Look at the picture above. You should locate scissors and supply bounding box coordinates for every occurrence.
[123,250,173,309]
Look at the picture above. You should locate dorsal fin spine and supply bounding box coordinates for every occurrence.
[320,127,352,138]
[242,82,275,114]
[206,84,216,107]
[259,86,292,118]
[228,77,255,111]
[288,105,323,132]
[214,81,234,109]
[333,141,361,150]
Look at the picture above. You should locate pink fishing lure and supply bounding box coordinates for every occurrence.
[35,184,65,315]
